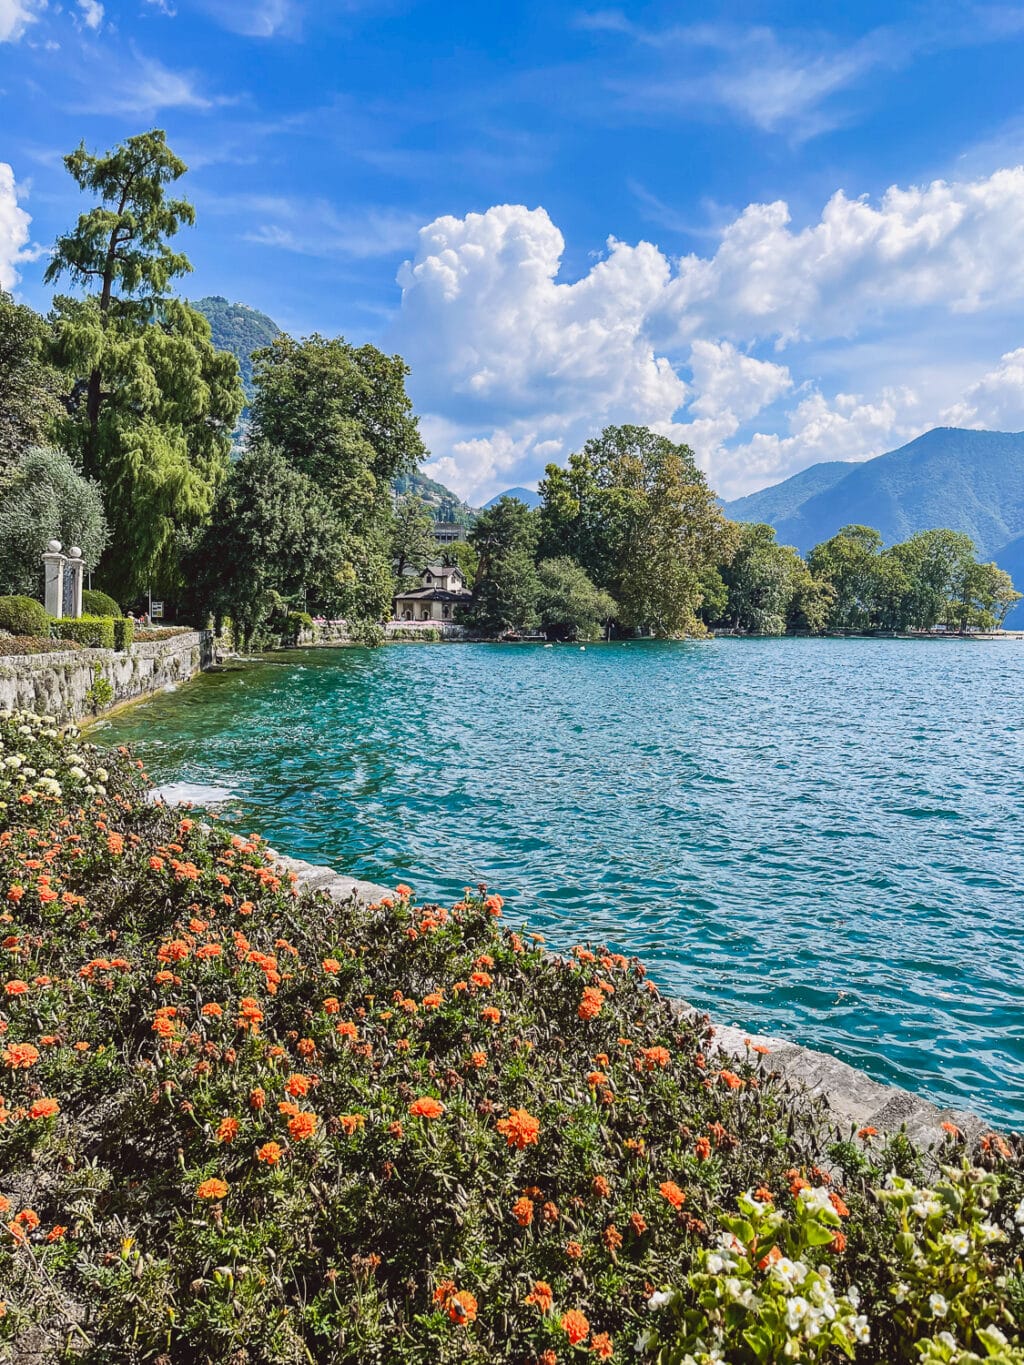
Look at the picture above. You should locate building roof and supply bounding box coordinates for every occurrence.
[394,587,473,603]
[423,563,461,576]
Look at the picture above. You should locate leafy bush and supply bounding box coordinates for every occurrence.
[0,713,1021,1363]
[0,594,49,637]
[350,618,386,647]
[51,614,116,649]
[0,634,82,656]
[82,588,122,618]
[0,446,107,598]
[112,616,134,652]
[286,610,315,639]
[84,663,114,713]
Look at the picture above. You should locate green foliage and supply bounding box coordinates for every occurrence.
[84,663,115,713]
[45,129,244,600]
[286,611,315,636]
[536,556,617,640]
[81,588,121,618]
[185,445,343,650]
[112,616,134,651]
[447,539,479,588]
[0,713,1022,1362]
[465,497,541,634]
[719,523,804,635]
[190,296,281,403]
[0,291,63,483]
[0,594,50,637]
[391,493,439,585]
[540,425,738,637]
[0,447,108,600]
[52,614,116,649]
[350,618,386,647]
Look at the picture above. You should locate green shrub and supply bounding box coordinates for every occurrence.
[84,663,114,713]
[350,618,386,647]
[51,614,115,649]
[0,593,49,637]
[286,610,315,638]
[82,588,122,617]
[112,616,134,651]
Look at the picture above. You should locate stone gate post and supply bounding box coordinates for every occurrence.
[42,540,66,619]
[67,546,84,619]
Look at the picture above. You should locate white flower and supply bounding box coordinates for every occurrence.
[705,1254,725,1275]
[892,1282,909,1304]
[949,1232,969,1256]
[979,1221,1004,1244]
[646,1290,674,1312]
[797,1186,834,1217]
[785,1297,810,1331]
[1014,1198,1024,1227]
[95,767,108,782]
[929,1292,948,1319]
[851,1315,870,1343]
[4,755,22,769]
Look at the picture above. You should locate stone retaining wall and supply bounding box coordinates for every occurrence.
[272,850,989,1149]
[0,631,214,722]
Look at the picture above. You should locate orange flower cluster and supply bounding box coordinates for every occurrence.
[495,1106,540,1150]
[659,1180,686,1210]
[196,1178,228,1200]
[578,986,604,1020]
[433,1280,478,1324]
[409,1096,445,1119]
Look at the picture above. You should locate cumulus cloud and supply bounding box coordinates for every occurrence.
[0,162,34,291]
[393,169,1024,504]
[76,0,103,30]
[941,350,1024,431]
[0,0,44,42]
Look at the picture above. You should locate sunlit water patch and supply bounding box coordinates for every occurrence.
[101,639,1024,1124]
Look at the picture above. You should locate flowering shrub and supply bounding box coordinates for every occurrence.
[0,707,1021,1363]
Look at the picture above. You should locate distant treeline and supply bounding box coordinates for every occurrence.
[449,426,1021,640]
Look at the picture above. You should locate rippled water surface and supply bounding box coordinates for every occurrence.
[101,639,1024,1123]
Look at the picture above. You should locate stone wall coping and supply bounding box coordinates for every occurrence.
[0,630,205,669]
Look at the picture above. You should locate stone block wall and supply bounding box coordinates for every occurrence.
[0,631,214,722]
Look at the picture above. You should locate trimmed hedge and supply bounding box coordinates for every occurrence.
[51,614,115,649]
[113,617,134,652]
[0,594,49,637]
[82,588,122,618]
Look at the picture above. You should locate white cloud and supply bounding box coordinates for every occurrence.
[662,168,1024,346]
[74,52,225,114]
[199,0,295,36]
[76,0,103,29]
[941,349,1024,431]
[685,340,791,422]
[0,0,44,42]
[0,162,33,291]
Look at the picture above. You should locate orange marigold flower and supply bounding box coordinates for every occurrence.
[470,1051,488,1069]
[16,1208,40,1230]
[201,1003,223,1018]
[566,1240,583,1259]
[470,971,492,989]
[3,1040,40,1069]
[256,1141,283,1164]
[28,1098,59,1120]
[495,1107,540,1150]
[285,1073,312,1097]
[831,1231,847,1253]
[560,1309,590,1345]
[196,1178,229,1200]
[590,1331,614,1359]
[525,1280,554,1312]
[829,1192,850,1218]
[336,1020,359,1040]
[587,1071,608,1087]
[485,894,503,916]
[941,1121,962,1138]
[787,1169,810,1197]
[6,887,24,902]
[323,996,340,1014]
[39,1035,59,1046]
[512,1196,534,1226]
[542,1200,560,1223]
[46,1225,67,1243]
[249,1087,266,1110]
[3,980,29,997]
[338,1113,365,1136]
[433,1278,457,1306]
[640,1045,670,1070]
[195,943,222,960]
[322,958,341,974]
[422,991,444,1009]
[719,1069,743,1090]
[857,1126,879,1139]
[539,1354,556,1365]
[217,1117,239,1143]
[448,1289,477,1324]
[592,1176,610,1199]
[629,1211,647,1236]
[659,1181,686,1210]
[480,1006,501,1023]
[288,1112,317,1141]
[694,1137,712,1161]
[409,1096,445,1119]
[395,883,413,898]
[755,1187,774,1203]
[578,986,603,1020]
[603,1224,623,1252]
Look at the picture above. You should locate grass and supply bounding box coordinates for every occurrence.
[0,708,1021,1364]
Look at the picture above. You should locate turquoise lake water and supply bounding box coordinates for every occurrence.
[99,638,1024,1125]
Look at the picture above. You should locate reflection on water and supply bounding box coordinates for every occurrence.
[103,638,1024,1123]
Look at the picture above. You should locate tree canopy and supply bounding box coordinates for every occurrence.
[0,447,108,599]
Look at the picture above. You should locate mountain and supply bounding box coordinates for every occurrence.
[722,428,1024,560]
[484,486,542,509]
[393,471,478,527]
[191,296,281,402]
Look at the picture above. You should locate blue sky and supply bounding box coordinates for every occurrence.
[4,0,1024,503]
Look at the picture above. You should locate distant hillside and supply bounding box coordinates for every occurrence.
[393,471,478,528]
[484,486,542,510]
[723,461,854,526]
[722,428,1024,560]
[995,532,1024,627]
[191,296,281,402]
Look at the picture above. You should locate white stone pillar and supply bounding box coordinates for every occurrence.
[42,540,66,619]
[67,546,84,619]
